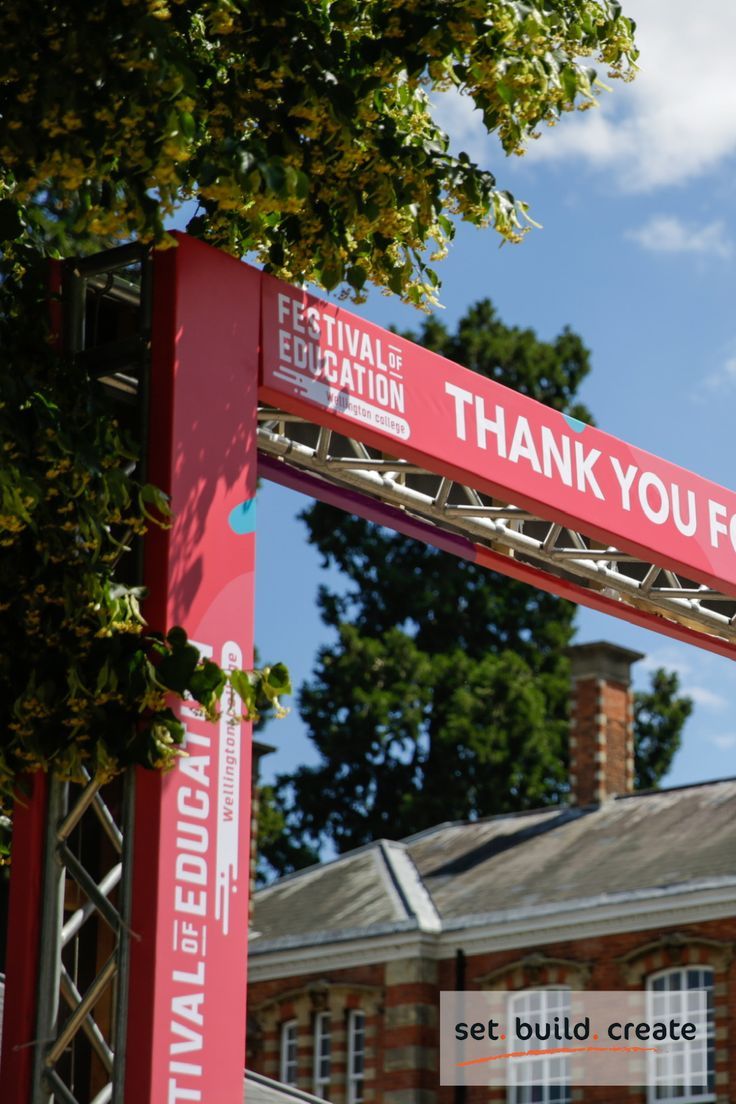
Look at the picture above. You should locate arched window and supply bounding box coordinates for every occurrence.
[647,967,715,1104]
[507,988,571,1104]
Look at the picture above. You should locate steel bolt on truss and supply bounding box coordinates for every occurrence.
[30,772,135,1104]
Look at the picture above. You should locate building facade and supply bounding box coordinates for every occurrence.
[247,644,736,1104]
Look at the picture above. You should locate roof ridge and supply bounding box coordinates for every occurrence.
[402,776,736,845]
[256,837,407,896]
[400,805,565,843]
[377,841,442,933]
[615,775,736,800]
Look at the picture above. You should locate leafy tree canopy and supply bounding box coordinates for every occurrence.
[260,303,692,876]
[0,1,637,853]
[1,0,637,306]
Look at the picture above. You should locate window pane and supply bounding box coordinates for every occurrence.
[281,1020,298,1086]
[349,1011,367,1104]
[314,1012,331,1090]
[507,990,571,1104]
[646,968,714,1104]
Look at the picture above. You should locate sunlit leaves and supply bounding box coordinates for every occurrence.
[0,0,636,860]
[0,0,637,308]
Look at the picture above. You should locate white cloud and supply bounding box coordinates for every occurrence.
[530,0,736,189]
[636,649,733,713]
[626,216,732,259]
[431,90,481,158]
[434,1,736,192]
[686,686,728,711]
[709,733,736,751]
[702,354,736,394]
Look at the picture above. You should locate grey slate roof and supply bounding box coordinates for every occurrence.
[251,778,736,948]
[252,838,440,948]
[409,780,736,919]
[254,846,403,941]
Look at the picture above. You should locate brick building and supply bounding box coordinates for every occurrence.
[247,643,736,1104]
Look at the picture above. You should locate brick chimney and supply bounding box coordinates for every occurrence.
[568,641,643,806]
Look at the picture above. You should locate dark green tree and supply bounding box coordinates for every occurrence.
[634,669,693,791]
[261,302,693,875]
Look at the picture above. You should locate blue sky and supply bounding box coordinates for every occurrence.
[255,0,736,796]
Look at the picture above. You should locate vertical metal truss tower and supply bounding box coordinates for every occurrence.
[27,246,151,1104]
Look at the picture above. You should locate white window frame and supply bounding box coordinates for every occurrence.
[347,1009,366,1104]
[507,987,572,1104]
[280,1018,298,1086]
[313,1010,331,1097]
[646,967,715,1104]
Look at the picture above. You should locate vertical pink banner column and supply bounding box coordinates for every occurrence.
[126,234,260,1103]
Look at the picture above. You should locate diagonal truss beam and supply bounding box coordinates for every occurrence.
[256,413,736,658]
[30,772,134,1104]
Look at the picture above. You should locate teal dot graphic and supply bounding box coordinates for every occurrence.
[228,498,257,534]
[563,414,588,433]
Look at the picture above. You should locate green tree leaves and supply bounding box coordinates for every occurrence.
[0,0,637,307]
[634,668,693,791]
[0,0,640,864]
[0,261,290,860]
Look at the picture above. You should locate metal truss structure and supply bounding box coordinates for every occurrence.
[63,244,736,652]
[31,773,134,1104]
[256,413,736,649]
[21,247,149,1103]
[61,244,736,653]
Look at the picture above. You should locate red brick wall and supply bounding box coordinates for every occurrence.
[437,916,736,1104]
[249,915,736,1103]
[248,963,385,1102]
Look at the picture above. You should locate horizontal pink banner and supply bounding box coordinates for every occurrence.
[261,275,736,598]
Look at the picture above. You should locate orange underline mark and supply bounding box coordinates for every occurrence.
[456,1045,659,1067]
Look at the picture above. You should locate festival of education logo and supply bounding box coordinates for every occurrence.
[273,289,412,442]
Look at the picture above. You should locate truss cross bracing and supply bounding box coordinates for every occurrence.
[31,773,134,1104]
[256,413,736,653]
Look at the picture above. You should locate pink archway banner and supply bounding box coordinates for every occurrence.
[260,274,736,601]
